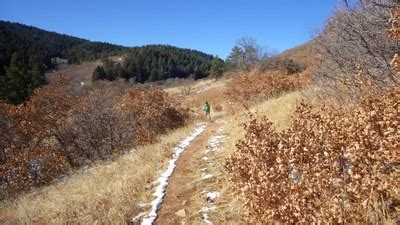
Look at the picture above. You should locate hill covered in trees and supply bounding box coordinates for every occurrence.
[0,21,127,73]
[0,21,128,104]
[93,45,220,83]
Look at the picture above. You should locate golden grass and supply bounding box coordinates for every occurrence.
[0,123,199,223]
[251,90,303,131]
[164,78,228,96]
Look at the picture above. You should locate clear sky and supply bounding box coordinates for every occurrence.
[0,0,337,59]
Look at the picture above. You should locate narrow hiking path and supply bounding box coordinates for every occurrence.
[137,118,227,224]
[155,119,226,224]
[136,79,230,224]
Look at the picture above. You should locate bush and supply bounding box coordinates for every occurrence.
[264,57,305,75]
[225,68,308,109]
[213,103,223,112]
[313,1,397,100]
[0,78,188,199]
[117,86,188,144]
[0,147,70,199]
[226,87,399,223]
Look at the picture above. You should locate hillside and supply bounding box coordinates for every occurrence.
[0,21,128,74]
[278,41,314,66]
[94,45,218,83]
[0,22,218,104]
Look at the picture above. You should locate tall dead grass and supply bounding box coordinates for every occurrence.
[0,123,198,223]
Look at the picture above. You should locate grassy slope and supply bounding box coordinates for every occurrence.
[0,123,199,223]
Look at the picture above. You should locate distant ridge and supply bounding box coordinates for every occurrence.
[0,21,128,74]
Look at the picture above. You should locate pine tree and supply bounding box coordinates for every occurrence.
[115,63,124,79]
[148,68,158,82]
[30,62,47,94]
[92,66,106,81]
[209,57,224,80]
[0,52,30,104]
[226,46,243,69]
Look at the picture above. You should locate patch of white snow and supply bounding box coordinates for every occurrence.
[206,192,220,201]
[201,173,214,180]
[201,206,218,225]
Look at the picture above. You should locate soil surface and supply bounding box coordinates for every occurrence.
[155,120,223,224]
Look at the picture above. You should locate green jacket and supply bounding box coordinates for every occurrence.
[203,103,210,113]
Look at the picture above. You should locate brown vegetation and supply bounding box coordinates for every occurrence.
[223,1,399,224]
[226,87,399,223]
[225,67,309,110]
[0,77,187,200]
[314,1,398,101]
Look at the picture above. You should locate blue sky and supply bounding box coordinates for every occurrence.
[0,0,337,59]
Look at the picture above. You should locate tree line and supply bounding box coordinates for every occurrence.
[0,21,128,104]
[93,45,223,82]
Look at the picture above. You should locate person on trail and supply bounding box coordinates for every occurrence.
[203,101,211,119]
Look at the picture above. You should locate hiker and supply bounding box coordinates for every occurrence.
[203,101,211,119]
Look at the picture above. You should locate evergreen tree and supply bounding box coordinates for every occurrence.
[148,68,158,82]
[30,62,47,94]
[209,57,224,80]
[226,46,243,70]
[115,63,125,79]
[92,66,106,81]
[0,52,30,104]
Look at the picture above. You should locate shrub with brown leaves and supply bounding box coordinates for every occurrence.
[225,67,308,110]
[213,103,223,112]
[226,87,399,223]
[0,147,70,200]
[0,80,188,199]
[117,86,188,144]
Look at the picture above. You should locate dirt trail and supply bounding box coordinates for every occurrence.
[138,79,230,224]
[148,119,225,224]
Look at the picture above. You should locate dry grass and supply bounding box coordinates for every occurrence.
[250,90,304,131]
[181,79,229,120]
[164,78,226,96]
[0,123,199,223]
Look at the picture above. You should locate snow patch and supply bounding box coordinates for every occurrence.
[140,124,207,225]
[206,192,220,201]
[201,206,218,225]
[201,173,214,180]
[137,202,151,208]
[132,212,146,222]
[208,135,226,150]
